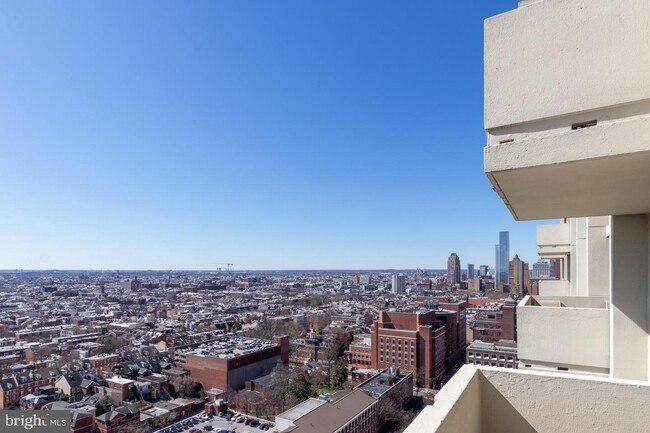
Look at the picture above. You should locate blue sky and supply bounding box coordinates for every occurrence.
[0,1,545,270]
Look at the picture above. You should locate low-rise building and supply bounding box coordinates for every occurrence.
[466,340,517,369]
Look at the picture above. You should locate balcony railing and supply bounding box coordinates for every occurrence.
[404,365,650,433]
[517,295,609,374]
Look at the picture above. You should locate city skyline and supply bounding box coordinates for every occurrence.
[0,1,544,270]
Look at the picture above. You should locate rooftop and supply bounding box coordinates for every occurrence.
[179,336,275,359]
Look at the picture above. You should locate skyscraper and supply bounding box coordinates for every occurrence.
[508,255,529,296]
[447,253,461,285]
[532,259,550,279]
[391,274,406,294]
[467,264,475,279]
[497,232,510,287]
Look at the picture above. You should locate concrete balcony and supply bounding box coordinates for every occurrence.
[404,365,650,433]
[517,295,610,375]
[483,0,650,221]
[537,223,570,256]
[537,279,569,296]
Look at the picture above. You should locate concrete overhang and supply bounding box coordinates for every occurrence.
[485,115,650,221]
[484,0,650,221]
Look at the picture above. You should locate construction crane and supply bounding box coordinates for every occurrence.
[216,263,234,282]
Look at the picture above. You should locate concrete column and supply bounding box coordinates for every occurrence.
[587,216,611,298]
[610,215,649,380]
[575,218,588,296]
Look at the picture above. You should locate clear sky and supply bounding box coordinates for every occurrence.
[0,1,547,271]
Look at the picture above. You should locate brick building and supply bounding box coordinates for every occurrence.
[0,367,60,409]
[97,377,136,406]
[87,354,121,369]
[470,295,517,343]
[180,335,289,391]
[371,310,446,388]
[95,403,140,433]
[276,390,377,433]
[345,334,372,369]
[276,368,412,433]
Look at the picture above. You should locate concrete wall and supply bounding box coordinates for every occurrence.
[484,0,650,221]
[406,366,650,433]
[610,214,649,381]
[485,0,650,129]
[404,366,481,433]
[537,223,570,253]
[518,296,609,372]
[538,280,569,296]
[227,355,280,390]
[586,217,610,297]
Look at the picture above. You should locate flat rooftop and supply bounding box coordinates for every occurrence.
[356,369,411,398]
[179,336,275,359]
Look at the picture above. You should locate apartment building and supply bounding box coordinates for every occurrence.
[345,334,372,369]
[371,310,446,388]
[470,295,516,344]
[466,340,517,369]
[406,1,650,432]
[0,367,60,409]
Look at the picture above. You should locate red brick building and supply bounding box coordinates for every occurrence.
[95,403,140,433]
[370,310,446,388]
[0,367,60,409]
[345,334,372,369]
[182,335,289,391]
[471,295,517,343]
[87,354,120,369]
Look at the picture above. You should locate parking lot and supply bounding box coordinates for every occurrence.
[155,411,276,433]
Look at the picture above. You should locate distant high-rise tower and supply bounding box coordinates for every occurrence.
[479,265,488,277]
[497,232,510,287]
[447,253,461,285]
[467,264,475,279]
[391,274,406,294]
[532,259,551,279]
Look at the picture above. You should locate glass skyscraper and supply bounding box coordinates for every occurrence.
[497,231,510,287]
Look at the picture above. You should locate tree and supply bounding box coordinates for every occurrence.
[288,372,312,403]
[329,360,347,391]
[96,335,129,354]
[246,319,302,340]
[269,362,292,411]
[171,376,199,398]
[95,396,112,416]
